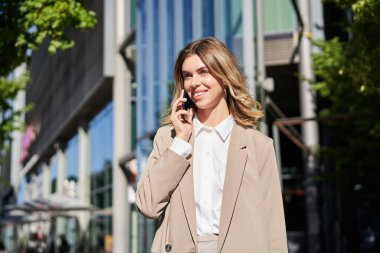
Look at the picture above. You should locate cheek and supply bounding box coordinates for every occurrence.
[183,81,191,93]
[205,76,222,88]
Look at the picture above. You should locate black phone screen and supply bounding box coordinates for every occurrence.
[182,92,193,110]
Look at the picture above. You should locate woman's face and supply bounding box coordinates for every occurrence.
[182,54,226,114]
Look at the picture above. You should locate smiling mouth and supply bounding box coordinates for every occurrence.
[193,91,208,98]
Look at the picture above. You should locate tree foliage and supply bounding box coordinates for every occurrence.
[0,0,96,162]
[312,0,380,209]
[0,73,32,154]
[0,0,96,76]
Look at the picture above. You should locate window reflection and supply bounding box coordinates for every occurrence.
[66,135,79,181]
[88,102,113,252]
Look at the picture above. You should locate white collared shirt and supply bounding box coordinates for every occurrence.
[170,115,234,235]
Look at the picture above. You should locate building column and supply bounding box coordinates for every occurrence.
[298,0,320,252]
[10,91,25,198]
[55,143,66,194]
[254,0,269,135]
[242,0,256,98]
[113,0,132,252]
[55,142,66,237]
[42,162,51,198]
[78,122,90,233]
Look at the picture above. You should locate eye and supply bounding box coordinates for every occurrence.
[200,69,209,75]
[182,73,192,80]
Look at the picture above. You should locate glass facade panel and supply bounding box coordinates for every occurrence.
[130,0,136,28]
[202,0,215,37]
[264,0,295,33]
[137,0,148,151]
[137,0,148,129]
[153,0,161,126]
[136,1,162,252]
[167,0,175,68]
[224,0,243,65]
[131,82,137,151]
[17,177,26,204]
[183,0,192,44]
[89,102,113,209]
[88,102,113,253]
[89,103,113,173]
[66,135,79,182]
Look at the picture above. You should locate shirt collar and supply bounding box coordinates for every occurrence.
[194,115,234,142]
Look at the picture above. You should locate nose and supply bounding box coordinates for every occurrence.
[190,74,201,87]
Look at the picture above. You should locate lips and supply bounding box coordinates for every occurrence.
[192,90,208,100]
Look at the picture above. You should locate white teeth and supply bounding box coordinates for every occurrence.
[194,91,206,97]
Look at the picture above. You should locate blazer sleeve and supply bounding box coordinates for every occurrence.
[135,128,190,219]
[260,138,288,252]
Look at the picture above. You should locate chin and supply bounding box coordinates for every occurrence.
[195,103,214,111]
[194,101,208,109]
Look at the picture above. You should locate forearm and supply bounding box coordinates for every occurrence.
[136,148,189,219]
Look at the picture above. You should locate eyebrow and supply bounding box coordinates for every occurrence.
[182,66,208,75]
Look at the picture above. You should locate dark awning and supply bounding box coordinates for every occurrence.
[4,193,97,215]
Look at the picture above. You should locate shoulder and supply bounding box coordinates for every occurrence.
[238,126,276,169]
[239,125,273,147]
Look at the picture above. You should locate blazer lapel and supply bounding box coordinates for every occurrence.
[179,132,198,245]
[217,124,248,252]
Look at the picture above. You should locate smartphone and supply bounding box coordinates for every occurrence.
[182,91,194,110]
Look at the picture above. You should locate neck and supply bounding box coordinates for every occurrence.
[196,102,230,127]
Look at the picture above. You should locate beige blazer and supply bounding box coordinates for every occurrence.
[136,123,288,253]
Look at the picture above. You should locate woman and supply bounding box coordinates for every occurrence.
[136,37,288,253]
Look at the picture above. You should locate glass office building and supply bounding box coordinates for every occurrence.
[4,1,136,252]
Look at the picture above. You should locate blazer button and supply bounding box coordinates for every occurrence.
[165,244,172,252]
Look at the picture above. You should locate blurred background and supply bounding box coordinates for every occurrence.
[0,0,379,252]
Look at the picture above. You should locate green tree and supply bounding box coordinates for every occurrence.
[312,0,380,209]
[0,0,97,76]
[0,0,96,163]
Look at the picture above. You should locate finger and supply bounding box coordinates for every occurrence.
[174,109,190,118]
[171,110,189,124]
[189,107,194,116]
[180,110,194,124]
[187,107,194,121]
[171,91,183,113]
[170,109,188,122]
[185,108,194,123]
[172,90,187,113]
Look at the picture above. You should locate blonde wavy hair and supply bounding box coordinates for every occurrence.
[161,37,263,129]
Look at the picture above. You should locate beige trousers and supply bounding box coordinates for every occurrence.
[197,234,219,253]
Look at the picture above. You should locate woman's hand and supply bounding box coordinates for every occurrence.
[170,90,194,141]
